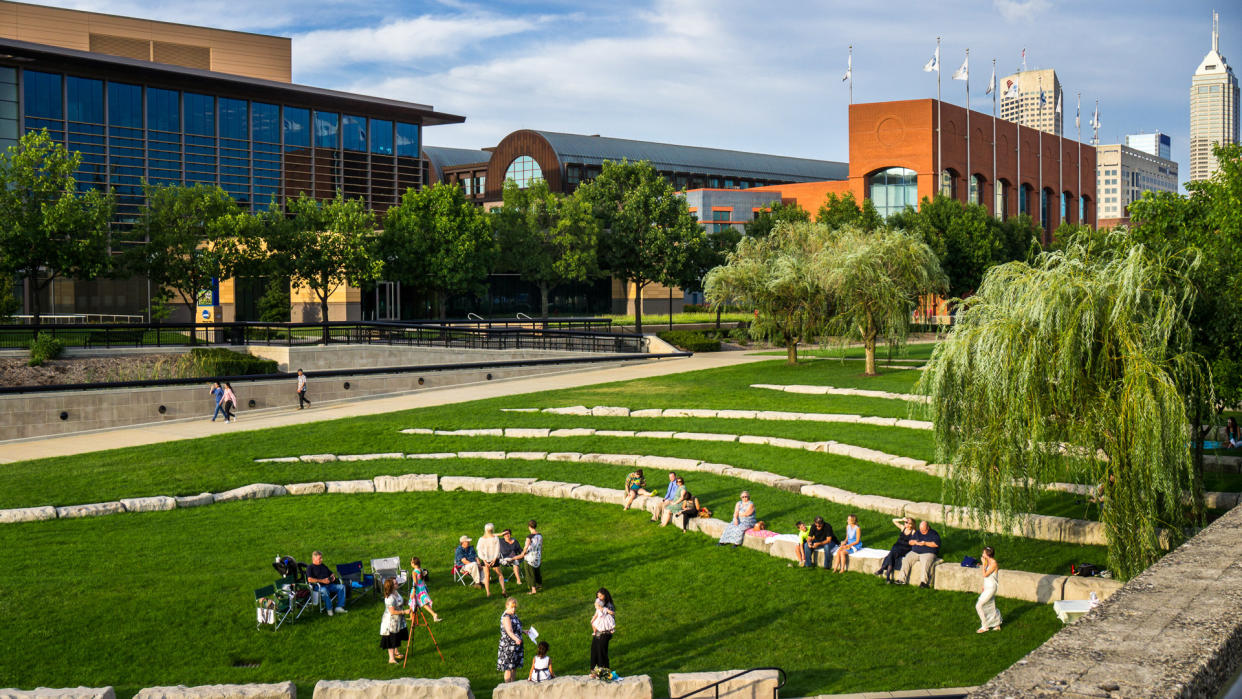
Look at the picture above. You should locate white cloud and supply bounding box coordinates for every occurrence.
[992,0,1052,23]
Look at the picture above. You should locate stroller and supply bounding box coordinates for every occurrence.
[273,555,308,582]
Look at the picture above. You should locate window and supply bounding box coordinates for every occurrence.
[712,209,731,234]
[1019,184,1031,215]
[939,169,955,197]
[252,103,279,143]
[219,98,248,140]
[67,77,103,124]
[184,93,214,136]
[148,87,179,133]
[869,167,918,217]
[969,174,983,205]
[1080,195,1088,222]
[504,155,542,188]
[342,114,366,152]
[1040,188,1052,235]
[994,180,1008,219]
[395,122,419,157]
[314,111,339,149]
[284,107,310,147]
[369,119,393,155]
[23,70,62,120]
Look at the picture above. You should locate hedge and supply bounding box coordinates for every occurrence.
[188,347,279,376]
[657,330,722,352]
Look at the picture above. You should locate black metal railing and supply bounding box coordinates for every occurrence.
[0,320,636,353]
[669,667,786,699]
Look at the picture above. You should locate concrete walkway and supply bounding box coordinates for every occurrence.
[0,352,768,464]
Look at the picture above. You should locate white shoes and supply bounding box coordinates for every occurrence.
[335,607,347,614]
[326,608,333,616]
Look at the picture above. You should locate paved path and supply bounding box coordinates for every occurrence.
[0,352,768,464]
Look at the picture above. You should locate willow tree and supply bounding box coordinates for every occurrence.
[917,236,1210,579]
[816,225,946,375]
[704,221,831,364]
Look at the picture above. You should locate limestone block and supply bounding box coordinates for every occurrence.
[695,462,732,474]
[859,417,901,427]
[399,428,434,434]
[1205,491,1241,509]
[1062,575,1123,602]
[772,478,814,493]
[769,437,811,450]
[741,470,789,488]
[285,482,327,496]
[741,532,769,552]
[255,457,300,463]
[666,669,778,699]
[549,428,595,438]
[582,453,640,467]
[994,570,1067,603]
[684,409,720,419]
[889,456,931,471]
[0,506,58,524]
[56,502,125,519]
[800,413,857,423]
[595,430,636,438]
[737,435,770,446]
[313,678,472,699]
[500,408,539,413]
[757,411,805,421]
[636,455,701,471]
[495,478,538,495]
[844,553,883,575]
[1061,518,1108,547]
[800,484,856,506]
[441,476,487,492]
[544,406,591,415]
[120,496,177,513]
[896,419,934,430]
[136,682,295,699]
[505,428,551,438]
[768,538,801,561]
[856,494,911,517]
[715,410,757,419]
[547,452,582,462]
[530,481,580,499]
[629,409,664,418]
[439,429,503,437]
[325,480,375,494]
[1005,514,1065,542]
[672,432,736,442]
[784,385,828,394]
[299,454,337,463]
[571,485,626,505]
[491,675,650,699]
[407,453,457,460]
[634,431,675,439]
[338,453,403,462]
[506,452,549,461]
[638,496,664,514]
[373,474,437,493]
[457,451,507,460]
[591,406,631,417]
[661,408,698,418]
[0,688,116,699]
[696,518,728,538]
[749,383,784,390]
[902,502,944,524]
[175,493,215,508]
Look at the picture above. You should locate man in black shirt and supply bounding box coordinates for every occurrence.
[802,516,837,569]
[900,521,942,587]
[498,528,524,586]
[306,550,347,616]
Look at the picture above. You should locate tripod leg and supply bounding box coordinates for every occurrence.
[402,611,414,669]
[419,607,446,662]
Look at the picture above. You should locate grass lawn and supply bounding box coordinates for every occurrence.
[0,492,1064,698]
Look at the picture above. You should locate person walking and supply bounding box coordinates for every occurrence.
[208,382,225,421]
[296,368,311,409]
[589,588,616,671]
[497,597,525,683]
[975,546,1002,633]
[221,382,238,423]
[409,556,442,622]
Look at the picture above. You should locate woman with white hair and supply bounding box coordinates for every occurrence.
[478,522,506,597]
[717,491,756,548]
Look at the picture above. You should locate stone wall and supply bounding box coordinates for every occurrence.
[245,345,605,373]
[490,676,651,698]
[312,677,473,699]
[667,669,780,698]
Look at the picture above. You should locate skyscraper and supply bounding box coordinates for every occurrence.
[999,68,1063,136]
[1189,11,1239,182]
[1125,132,1172,159]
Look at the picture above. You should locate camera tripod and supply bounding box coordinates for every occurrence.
[403,603,445,669]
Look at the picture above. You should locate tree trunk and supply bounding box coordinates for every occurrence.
[28,272,43,330]
[715,305,722,331]
[786,336,798,364]
[668,287,673,332]
[863,332,878,376]
[539,282,550,320]
[437,291,447,321]
[633,281,644,335]
[319,293,331,345]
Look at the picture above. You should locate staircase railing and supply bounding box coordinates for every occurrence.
[669,667,786,699]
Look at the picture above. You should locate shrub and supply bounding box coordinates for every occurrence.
[187,347,278,376]
[28,332,65,366]
[657,330,721,352]
[729,327,751,345]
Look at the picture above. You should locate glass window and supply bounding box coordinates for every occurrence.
[219,98,247,140]
[107,82,142,128]
[504,155,543,188]
[370,119,393,155]
[396,122,419,157]
[284,106,310,147]
[939,170,955,197]
[342,114,366,152]
[147,87,179,132]
[314,111,338,149]
[869,166,918,217]
[23,70,62,119]
[252,102,278,143]
[1019,185,1030,215]
[1040,189,1051,234]
[1080,195,1087,222]
[67,77,103,124]
[994,181,1008,219]
[969,174,983,205]
[185,93,214,136]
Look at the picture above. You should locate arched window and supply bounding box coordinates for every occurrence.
[994,180,1009,220]
[504,155,543,188]
[1061,192,1072,223]
[868,167,918,217]
[1019,184,1031,215]
[1080,195,1090,224]
[1040,188,1053,236]
[969,174,983,206]
[939,169,956,198]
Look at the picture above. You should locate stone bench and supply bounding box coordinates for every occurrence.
[135,683,296,699]
[0,688,115,699]
[668,669,780,699]
[490,675,651,698]
[312,677,473,699]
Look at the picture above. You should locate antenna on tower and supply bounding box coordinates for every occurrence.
[1213,10,1219,53]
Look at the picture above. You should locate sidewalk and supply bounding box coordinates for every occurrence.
[0,352,768,464]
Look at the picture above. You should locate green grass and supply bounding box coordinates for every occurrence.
[750,342,941,361]
[0,492,1064,698]
[602,312,752,326]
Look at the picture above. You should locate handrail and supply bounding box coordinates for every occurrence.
[669,667,786,699]
[467,312,484,321]
[516,312,532,320]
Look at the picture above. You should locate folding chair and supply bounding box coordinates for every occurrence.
[337,561,374,602]
[275,575,315,622]
[370,556,405,592]
[255,584,282,631]
[451,557,472,586]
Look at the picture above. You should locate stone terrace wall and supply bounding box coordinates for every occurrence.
[969,504,1242,698]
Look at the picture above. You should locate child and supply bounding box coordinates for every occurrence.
[529,641,553,682]
[409,557,442,622]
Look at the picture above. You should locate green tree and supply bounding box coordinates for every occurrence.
[744,200,810,237]
[493,179,600,318]
[577,160,704,334]
[688,224,743,329]
[815,191,883,231]
[125,183,246,322]
[379,182,496,319]
[257,276,292,322]
[0,130,114,326]
[816,226,947,375]
[0,274,17,321]
[261,193,380,337]
[917,237,1210,580]
[705,221,832,364]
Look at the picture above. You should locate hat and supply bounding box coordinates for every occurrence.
[460,535,471,543]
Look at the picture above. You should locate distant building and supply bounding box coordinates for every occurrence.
[681,189,782,235]
[1095,143,1179,227]
[422,146,490,204]
[999,68,1063,136]
[1125,132,1172,159]
[1189,11,1239,182]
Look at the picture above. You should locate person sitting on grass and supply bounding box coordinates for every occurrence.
[717,491,756,547]
[802,516,837,568]
[831,514,862,573]
[900,521,941,588]
[529,641,554,682]
[659,477,689,527]
[499,528,524,585]
[877,517,915,584]
[674,489,702,532]
[305,550,347,616]
[622,469,652,510]
[455,535,482,587]
[651,472,681,523]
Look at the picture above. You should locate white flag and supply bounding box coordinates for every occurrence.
[952,55,968,81]
[1075,96,1081,130]
[1091,105,1100,130]
[1055,94,1062,114]
[985,65,996,95]
[842,52,851,82]
[923,45,939,72]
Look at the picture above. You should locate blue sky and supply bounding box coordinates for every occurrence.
[43,0,1238,183]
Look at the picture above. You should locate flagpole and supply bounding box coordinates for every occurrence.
[1077,92,1081,224]
[1038,75,1044,240]
[936,36,942,197]
[965,48,971,204]
[849,45,853,104]
[992,59,997,218]
[1058,92,1063,228]
[1016,82,1022,218]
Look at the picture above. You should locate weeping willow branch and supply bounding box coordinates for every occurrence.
[916,234,1211,580]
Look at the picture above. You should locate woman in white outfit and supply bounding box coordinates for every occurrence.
[975,546,1002,633]
[478,523,506,597]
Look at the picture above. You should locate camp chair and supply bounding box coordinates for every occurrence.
[255,584,293,631]
[337,561,374,602]
[275,575,315,622]
[370,556,405,591]
[451,556,474,586]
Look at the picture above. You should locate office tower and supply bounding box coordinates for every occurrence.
[1125,132,1172,159]
[1096,142,1179,225]
[1189,11,1239,182]
[999,68,1063,136]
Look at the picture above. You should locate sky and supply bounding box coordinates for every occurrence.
[35,0,1239,184]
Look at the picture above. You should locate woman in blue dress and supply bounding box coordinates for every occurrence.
[832,514,862,573]
[496,597,524,683]
[717,491,756,547]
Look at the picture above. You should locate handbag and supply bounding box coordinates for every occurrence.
[961,556,978,568]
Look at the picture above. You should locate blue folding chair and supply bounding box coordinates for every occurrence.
[336,561,374,602]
